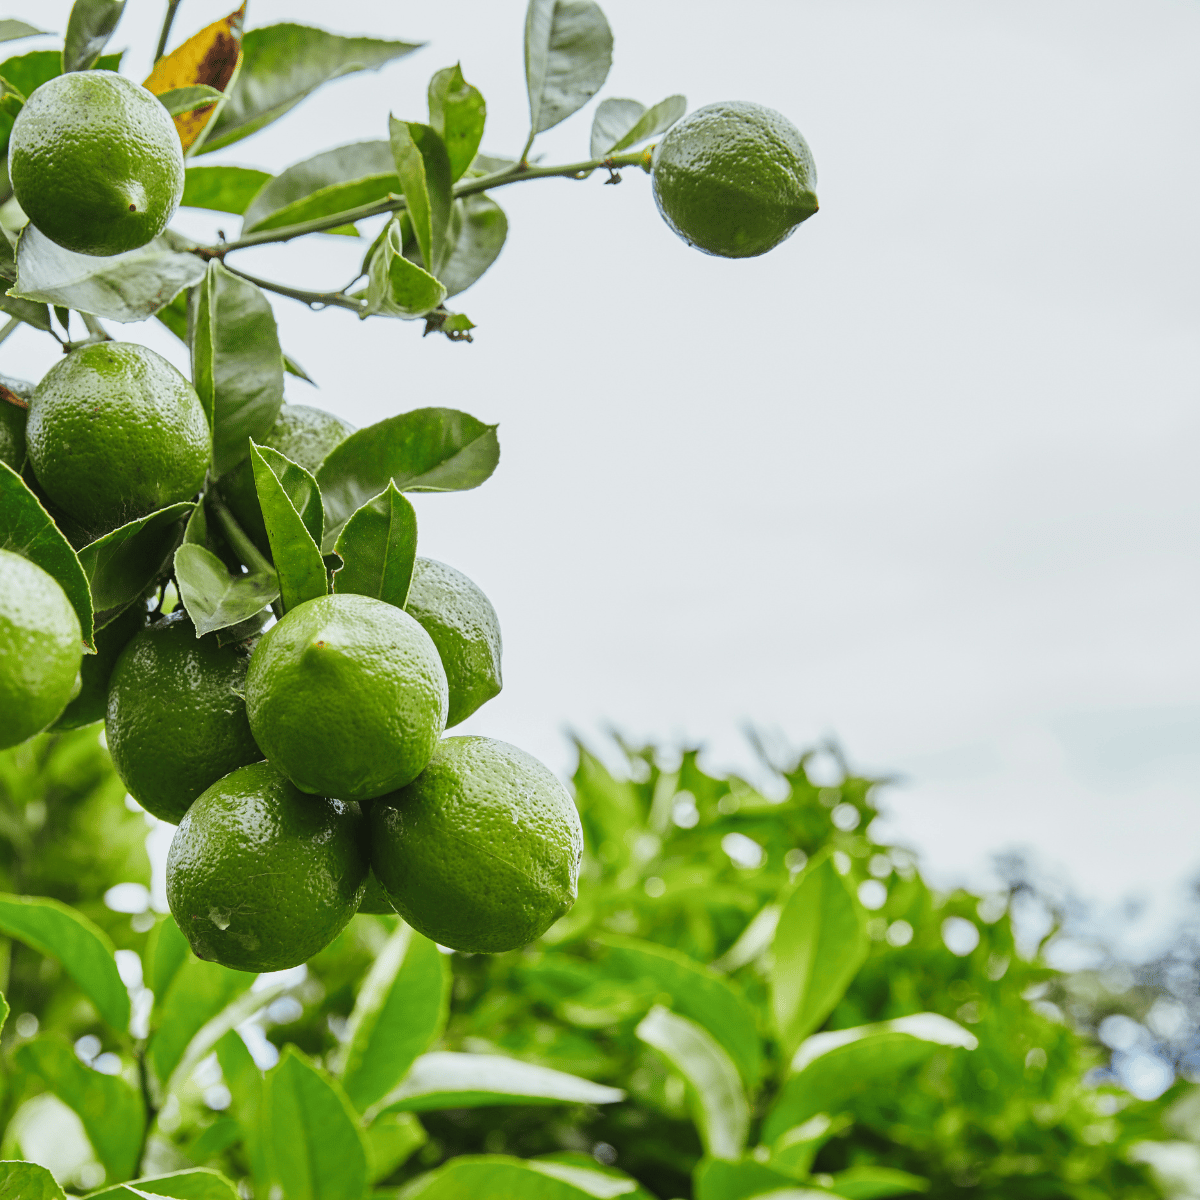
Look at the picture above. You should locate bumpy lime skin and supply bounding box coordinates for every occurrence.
[166,760,368,973]
[219,404,356,558]
[53,601,145,731]
[10,71,184,257]
[370,736,584,953]
[246,593,448,801]
[0,550,82,750]
[26,342,210,536]
[405,557,502,728]
[106,610,263,823]
[652,101,819,259]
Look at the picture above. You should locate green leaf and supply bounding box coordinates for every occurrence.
[428,64,486,183]
[249,442,327,612]
[378,1051,624,1114]
[16,1035,143,1179]
[190,260,284,478]
[364,1112,426,1184]
[89,1169,240,1200]
[693,1159,821,1200]
[590,94,686,158]
[332,482,418,609]
[182,166,272,216]
[241,140,397,234]
[403,1156,623,1200]
[146,914,190,1000]
[156,84,227,117]
[263,1048,369,1200]
[389,118,453,276]
[317,408,499,543]
[596,935,762,1086]
[0,293,50,331]
[635,1005,748,1161]
[0,21,49,43]
[524,0,613,137]
[216,1031,270,1196]
[363,218,446,320]
[174,542,278,639]
[78,502,193,617]
[148,953,251,1089]
[338,923,449,1113]
[827,1167,931,1198]
[0,1162,67,1200]
[0,75,23,121]
[771,850,869,1059]
[440,195,508,299]
[10,226,206,323]
[0,990,7,1039]
[762,1014,978,1143]
[0,460,93,648]
[0,893,127,1028]
[283,353,314,384]
[534,1154,656,1200]
[62,0,125,73]
[201,25,422,155]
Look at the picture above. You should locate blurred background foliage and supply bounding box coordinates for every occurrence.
[0,726,1196,1199]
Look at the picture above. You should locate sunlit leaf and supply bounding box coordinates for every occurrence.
[182,165,271,215]
[403,1156,626,1200]
[0,1162,67,1200]
[827,1166,932,1199]
[364,1113,426,1184]
[332,482,417,610]
[62,0,125,74]
[525,0,613,136]
[428,64,486,183]
[88,1169,240,1200]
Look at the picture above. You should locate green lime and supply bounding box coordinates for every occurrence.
[106,610,263,823]
[370,736,583,953]
[0,549,82,750]
[27,342,210,536]
[0,390,26,471]
[245,593,448,801]
[166,760,368,972]
[405,557,502,728]
[219,404,356,558]
[651,101,818,259]
[9,71,184,257]
[52,601,146,731]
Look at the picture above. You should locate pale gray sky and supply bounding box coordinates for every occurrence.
[7,0,1200,929]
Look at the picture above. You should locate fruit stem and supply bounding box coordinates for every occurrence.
[208,491,275,578]
[154,0,184,63]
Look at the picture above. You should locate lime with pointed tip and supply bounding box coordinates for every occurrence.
[370,736,584,953]
[105,610,263,823]
[10,70,184,257]
[166,760,368,972]
[651,101,818,259]
[405,557,502,728]
[52,601,146,731]
[245,593,448,801]
[0,549,83,750]
[219,403,356,558]
[27,341,210,536]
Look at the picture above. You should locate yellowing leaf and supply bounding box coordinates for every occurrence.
[144,4,244,153]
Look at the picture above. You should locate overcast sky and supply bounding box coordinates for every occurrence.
[8,0,1200,936]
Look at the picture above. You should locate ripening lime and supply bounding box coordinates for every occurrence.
[10,71,184,257]
[0,549,82,750]
[166,760,368,972]
[405,557,502,728]
[219,404,356,558]
[370,736,583,953]
[106,611,263,823]
[245,593,448,801]
[652,101,818,258]
[26,342,210,536]
[52,601,146,731]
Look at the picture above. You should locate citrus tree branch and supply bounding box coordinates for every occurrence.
[219,262,366,314]
[154,0,184,62]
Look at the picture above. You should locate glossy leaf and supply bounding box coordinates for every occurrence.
[263,1048,369,1200]
[143,5,243,154]
[636,1005,748,1161]
[590,94,685,158]
[525,0,613,136]
[182,165,271,215]
[339,923,449,1113]
[0,460,93,648]
[428,64,486,183]
[317,408,499,541]
[0,21,48,43]
[771,849,869,1058]
[78,502,193,616]
[191,259,284,478]
[597,935,762,1085]
[440,195,508,298]
[408,1156,623,1200]
[250,442,327,612]
[202,25,421,154]
[0,1162,67,1200]
[10,225,206,323]
[217,1030,270,1195]
[0,990,7,1039]
[332,482,418,609]
[242,140,396,234]
[389,118,453,276]
[533,1155,656,1200]
[379,1051,624,1113]
[363,218,446,320]
[89,1170,239,1200]
[157,84,227,116]
[146,914,190,1000]
[364,1112,426,1184]
[693,1159,821,1200]
[174,542,278,638]
[63,0,125,74]
[16,1035,144,1179]
[827,1167,931,1198]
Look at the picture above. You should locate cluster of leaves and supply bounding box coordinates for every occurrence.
[0,729,1185,1199]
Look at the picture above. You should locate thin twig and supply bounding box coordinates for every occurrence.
[154,0,184,63]
[221,262,366,315]
[0,316,19,348]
